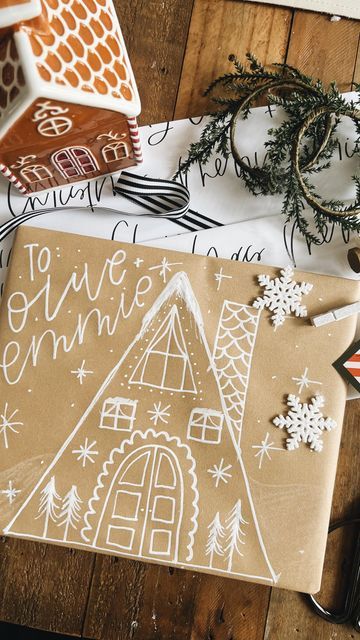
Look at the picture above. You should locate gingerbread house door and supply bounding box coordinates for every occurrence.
[97,445,183,561]
[52,147,98,179]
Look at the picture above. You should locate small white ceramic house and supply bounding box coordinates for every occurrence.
[0,0,142,195]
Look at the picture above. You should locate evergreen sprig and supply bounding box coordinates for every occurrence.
[175,53,360,245]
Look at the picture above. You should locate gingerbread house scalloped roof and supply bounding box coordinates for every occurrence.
[0,0,141,141]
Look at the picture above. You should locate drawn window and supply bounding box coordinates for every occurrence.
[149,529,172,556]
[52,147,98,179]
[130,306,197,393]
[107,525,135,550]
[187,409,224,444]
[20,165,52,183]
[37,117,72,137]
[112,490,141,521]
[99,397,137,431]
[119,451,151,487]
[152,496,175,524]
[154,452,177,489]
[102,141,129,163]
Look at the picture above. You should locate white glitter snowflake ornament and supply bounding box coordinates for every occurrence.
[273,394,337,453]
[252,266,313,329]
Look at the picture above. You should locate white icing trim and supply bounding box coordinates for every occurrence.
[0,1,41,28]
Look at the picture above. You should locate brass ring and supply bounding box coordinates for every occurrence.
[229,78,333,194]
[292,105,360,218]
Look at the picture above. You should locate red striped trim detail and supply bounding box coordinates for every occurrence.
[0,163,29,195]
[127,117,143,163]
[345,368,360,378]
[346,353,360,362]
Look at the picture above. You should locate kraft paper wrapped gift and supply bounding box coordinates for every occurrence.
[0,226,359,593]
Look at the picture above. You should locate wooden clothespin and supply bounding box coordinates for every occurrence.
[311,247,360,327]
[311,302,360,327]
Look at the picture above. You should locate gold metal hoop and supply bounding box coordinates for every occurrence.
[292,105,360,218]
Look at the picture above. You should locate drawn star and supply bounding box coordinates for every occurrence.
[134,257,144,268]
[71,360,94,385]
[252,432,284,469]
[292,367,322,393]
[72,438,99,468]
[0,480,21,504]
[214,267,233,291]
[207,458,232,487]
[0,403,23,449]
[147,402,171,426]
[149,257,183,283]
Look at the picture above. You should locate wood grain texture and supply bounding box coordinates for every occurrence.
[353,37,360,85]
[114,0,194,125]
[84,556,271,640]
[264,399,360,640]
[174,0,292,119]
[189,574,270,640]
[1,5,360,640]
[83,556,148,640]
[286,12,360,92]
[0,538,95,635]
[84,560,203,640]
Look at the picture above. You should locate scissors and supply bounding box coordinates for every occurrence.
[305,517,360,632]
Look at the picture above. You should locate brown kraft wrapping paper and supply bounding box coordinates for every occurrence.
[0,226,358,593]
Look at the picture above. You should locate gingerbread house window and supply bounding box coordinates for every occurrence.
[20,164,52,183]
[52,147,98,179]
[37,117,72,137]
[102,141,129,163]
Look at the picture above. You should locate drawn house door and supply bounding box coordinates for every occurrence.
[52,147,98,178]
[97,445,183,561]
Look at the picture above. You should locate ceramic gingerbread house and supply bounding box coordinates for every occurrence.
[0,0,142,195]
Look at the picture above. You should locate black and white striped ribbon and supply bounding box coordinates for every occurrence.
[115,171,190,219]
[0,172,223,244]
[115,171,224,232]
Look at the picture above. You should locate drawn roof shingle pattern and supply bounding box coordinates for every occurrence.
[29,0,134,102]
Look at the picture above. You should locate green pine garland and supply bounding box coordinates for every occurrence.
[175,53,360,246]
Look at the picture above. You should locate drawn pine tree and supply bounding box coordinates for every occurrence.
[224,499,248,572]
[36,476,61,538]
[58,485,82,542]
[206,512,225,568]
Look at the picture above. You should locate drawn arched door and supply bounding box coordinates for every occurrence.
[95,445,183,561]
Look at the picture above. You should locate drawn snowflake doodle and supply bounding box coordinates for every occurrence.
[252,266,313,329]
[72,438,99,467]
[0,403,23,449]
[273,394,337,452]
[1,480,21,504]
[147,402,171,426]
[207,458,232,487]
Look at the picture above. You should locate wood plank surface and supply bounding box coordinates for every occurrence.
[1,3,360,639]
[115,0,195,124]
[84,559,271,640]
[175,0,292,119]
[0,538,95,635]
[353,38,360,85]
[286,11,360,92]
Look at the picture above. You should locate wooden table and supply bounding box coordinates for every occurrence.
[0,2,359,638]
